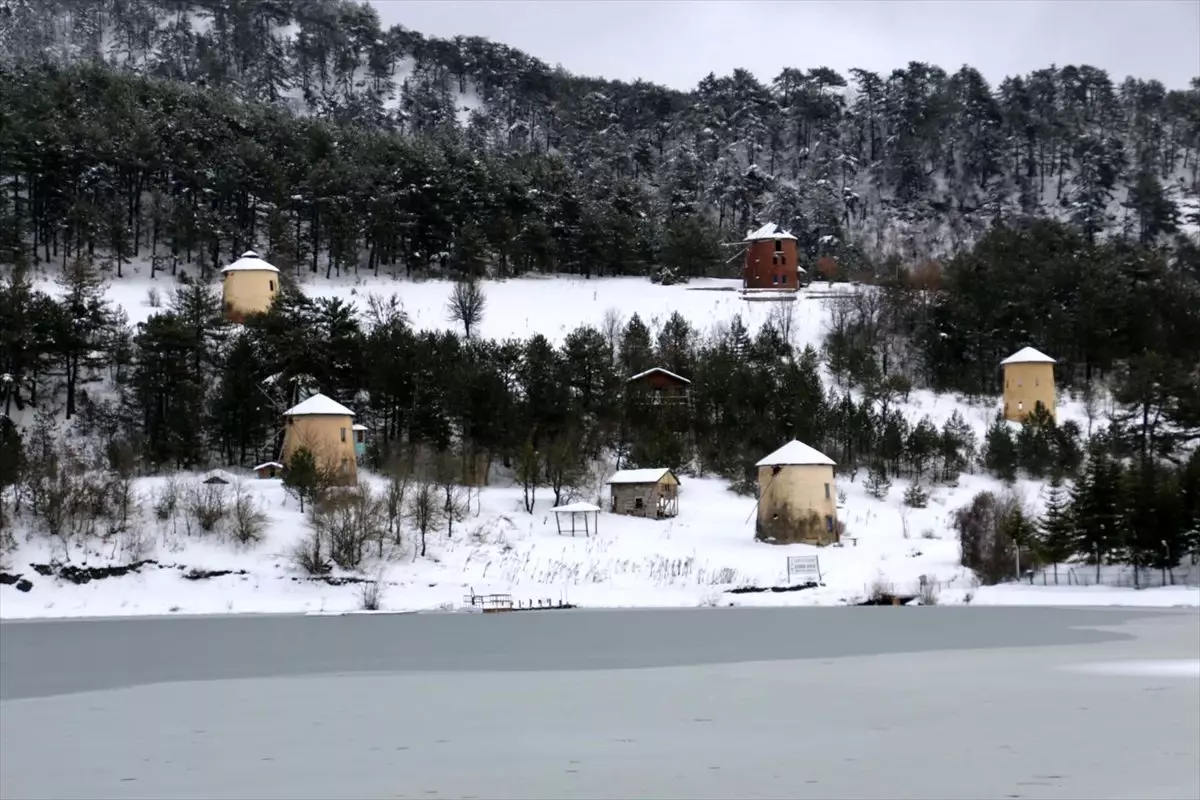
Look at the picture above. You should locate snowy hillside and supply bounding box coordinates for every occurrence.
[3,271,1197,619]
[3,0,1198,266]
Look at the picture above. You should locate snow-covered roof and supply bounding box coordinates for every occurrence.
[351,423,368,431]
[607,468,677,485]
[201,469,238,484]
[627,367,692,385]
[221,250,280,274]
[756,440,836,468]
[253,462,283,471]
[1000,347,1056,366]
[551,502,602,513]
[283,393,355,417]
[744,223,798,242]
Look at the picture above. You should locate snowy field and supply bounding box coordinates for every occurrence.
[5,266,1199,618]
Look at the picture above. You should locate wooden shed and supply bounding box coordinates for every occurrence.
[253,461,284,479]
[201,469,237,485]
[626,367,691,406]
[607,468,680,519]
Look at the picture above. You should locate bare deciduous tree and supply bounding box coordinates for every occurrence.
[105,439,139,535]
[542,427,586,507]
[600,308,624,363]
[382,460,412,553]
[406,481,442,559]
[446,279,487,339]
[434,451,468,539]
[516,436,539,513]
[767,301,796,352]
[310,482,386,569]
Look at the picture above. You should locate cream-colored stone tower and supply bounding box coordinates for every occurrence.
[1000,347,1057,422]
[755,440,839,546]
[281,393,358,486]
[221,250,280,322]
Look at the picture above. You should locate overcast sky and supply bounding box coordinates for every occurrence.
[368,0,1199,91]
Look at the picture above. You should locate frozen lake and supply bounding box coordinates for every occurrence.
[2,607,1198,799]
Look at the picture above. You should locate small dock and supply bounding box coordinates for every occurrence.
[462,593,575,613]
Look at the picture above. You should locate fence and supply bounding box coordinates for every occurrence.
[1027,562,1200,589]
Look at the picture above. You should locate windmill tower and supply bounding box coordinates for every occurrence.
[221,251,280,323]
[1000,347,1057,422]
[723,223,805,302]
[280,393,359,486]
[260,373,318,469]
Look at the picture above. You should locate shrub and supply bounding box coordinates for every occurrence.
[291,530,331,575]
[867,573,895,603]
[903,483,929,508]
[152,476,180,521]
[359,579,383,611]
[229,483,268,545]
[184,480,227,534]
[917,578,940,606]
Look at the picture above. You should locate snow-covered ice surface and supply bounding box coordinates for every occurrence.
[6,266,1199,619]
[1064,659,1200,679]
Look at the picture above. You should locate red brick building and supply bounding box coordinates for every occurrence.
[742,223,801,291]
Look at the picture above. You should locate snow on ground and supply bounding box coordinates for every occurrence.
[40,262,823,344]
[2,470,1196,620]
[8,265,1198,618]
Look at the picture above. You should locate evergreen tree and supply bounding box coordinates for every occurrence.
[283,446,323,513]
[1070,447,1124,582]
[865,461,891,499]
[1037,473,1076,582]
[128,312,207,469]
[618,314,655,377]
[210,332,273,466]
[983,416,1018,483]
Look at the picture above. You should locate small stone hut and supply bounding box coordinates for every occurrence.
[1000,347,1057,422]
[755,440,838,546]
[607,468,680,519]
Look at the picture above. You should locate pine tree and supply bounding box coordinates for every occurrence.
[283,446,322,513]
[1038,473,1076,583]
[618,314,655,376]
[983,416,1018,483]
[1070,447,1124,582]
[210,332,273,466]
[865,461,891,499]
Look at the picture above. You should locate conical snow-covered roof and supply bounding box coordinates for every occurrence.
[756,440,835,467]
[1000,347,1056,366]
[222,250,280,274]
[283,393,355,417]
[743,222,798,242]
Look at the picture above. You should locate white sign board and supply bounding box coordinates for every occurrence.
[787,555,822,585]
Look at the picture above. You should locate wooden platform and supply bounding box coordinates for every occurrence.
[462,593,576,613]
[740,289,798,302]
